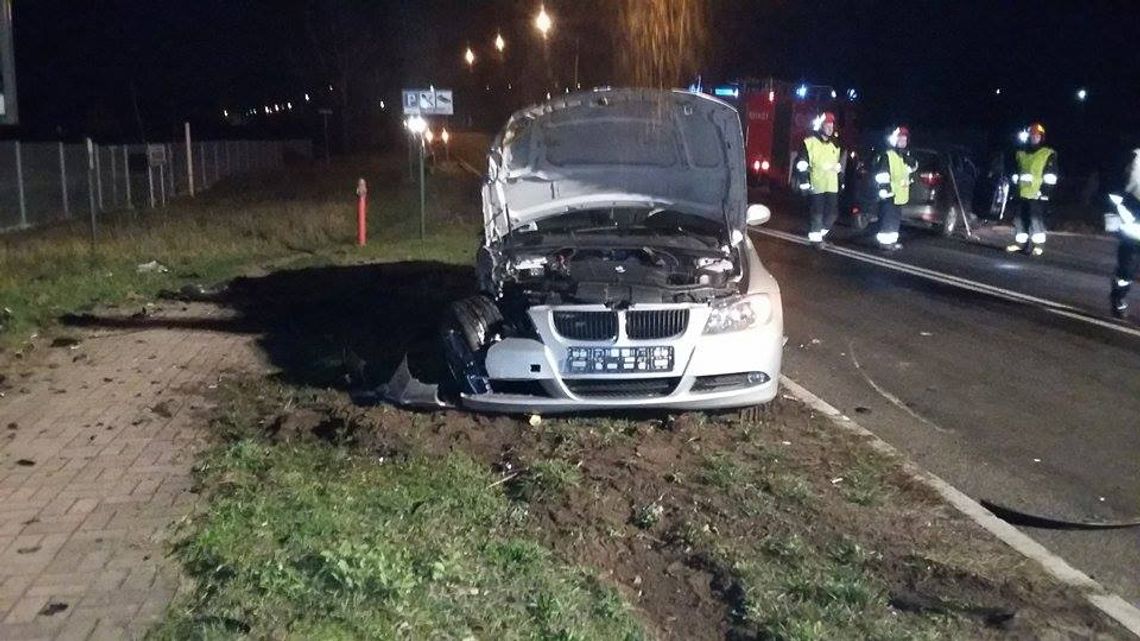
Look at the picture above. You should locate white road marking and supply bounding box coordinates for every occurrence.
[755,227,1140,340]
[781,375,1140,637]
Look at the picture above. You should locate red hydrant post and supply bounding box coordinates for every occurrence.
[356,178,368,247]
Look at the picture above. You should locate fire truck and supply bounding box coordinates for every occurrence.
[710,78,860,190]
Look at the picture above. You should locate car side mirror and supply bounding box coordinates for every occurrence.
[746,204,771,226]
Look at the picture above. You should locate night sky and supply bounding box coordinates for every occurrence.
[7,0,1140,164]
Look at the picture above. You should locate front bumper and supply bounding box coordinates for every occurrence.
[461,303,782,414]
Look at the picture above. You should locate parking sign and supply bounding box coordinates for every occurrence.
[402,88,453,116]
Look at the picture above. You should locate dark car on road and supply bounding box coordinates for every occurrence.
[844,146,982,237]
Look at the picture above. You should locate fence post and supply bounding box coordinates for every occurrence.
[86,138,97,245]
[147,151,155,209]
[184,122,195,196]
[123,145,132,209]
[109,146,119,207]
[94,144,104,211]
[213,142,220,183]
[14,141,27,228]
[166,143,174,197]
[59,141,70,219]
[197,142,206,190]
[159,162,167,206]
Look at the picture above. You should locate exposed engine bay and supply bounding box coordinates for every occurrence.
[480,241,743,307]
[477,207,747,308]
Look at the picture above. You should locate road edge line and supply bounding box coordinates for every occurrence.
[754,227,1140,340]
[780,374,1140,637]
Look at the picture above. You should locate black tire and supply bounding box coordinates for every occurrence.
[440,296,502,395]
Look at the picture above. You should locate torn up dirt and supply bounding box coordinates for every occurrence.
[217,379,1131,641]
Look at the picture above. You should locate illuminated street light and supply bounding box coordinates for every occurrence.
[535,5,552,38]
[1076,88,1088,101]
[424,129,435,143]
[222,109,229,118]
[304,93,311,102]
[995,88,1002,95]
[405,115,428,135]
[464,46,476,67]
[441,128,450,144]
[494,33,505,52]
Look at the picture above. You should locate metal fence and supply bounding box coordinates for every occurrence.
[0,137,313,232]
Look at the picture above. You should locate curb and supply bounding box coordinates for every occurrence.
[780,374,1140,638]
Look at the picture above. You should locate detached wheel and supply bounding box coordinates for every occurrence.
[440,296,503,395]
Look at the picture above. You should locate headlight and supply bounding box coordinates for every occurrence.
[703,295,772,335]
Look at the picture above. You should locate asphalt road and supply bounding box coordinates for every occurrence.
[754,205,1140,608]
[450,133,1140,607]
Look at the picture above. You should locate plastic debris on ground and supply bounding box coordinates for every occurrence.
[136,260,169,274]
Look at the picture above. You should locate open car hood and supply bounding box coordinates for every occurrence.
[482,89,747,243]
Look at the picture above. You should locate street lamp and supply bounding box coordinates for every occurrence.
[405,115,427,135]
[1076,88,1088,101]
[464,46,476,67]
[535,5,552,39]
[494,33,505,53]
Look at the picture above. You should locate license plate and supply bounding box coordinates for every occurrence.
[565,346,674,374]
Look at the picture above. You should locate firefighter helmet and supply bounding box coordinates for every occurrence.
[1019,122,1046,144]
[812,112,837,132]
[887,126,910,147]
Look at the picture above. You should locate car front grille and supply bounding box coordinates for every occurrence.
[626,309,690,340]
[553,311,617,341]
[564,377,681,399]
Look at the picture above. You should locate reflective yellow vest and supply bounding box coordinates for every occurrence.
[804,136,841,194]
[1016,147,1055,200]
[886,150,914,206]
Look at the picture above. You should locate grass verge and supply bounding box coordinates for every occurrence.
[151,381,646,640]
[0,154,479,350]
[157,379,1130,641]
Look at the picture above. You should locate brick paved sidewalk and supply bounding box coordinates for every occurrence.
[0,304,263,640]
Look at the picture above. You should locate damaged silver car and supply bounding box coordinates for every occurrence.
[441,88,783,412]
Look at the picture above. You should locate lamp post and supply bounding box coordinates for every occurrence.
[464,46,476,69]
[405,115,429,239]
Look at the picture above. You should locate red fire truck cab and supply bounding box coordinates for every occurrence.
[712,79,860,191]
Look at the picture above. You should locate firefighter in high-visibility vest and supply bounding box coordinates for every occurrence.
[872,125,918,251]
[794,112,845,246]
[1007,122,1059,256]
[1108,148,1140,319]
